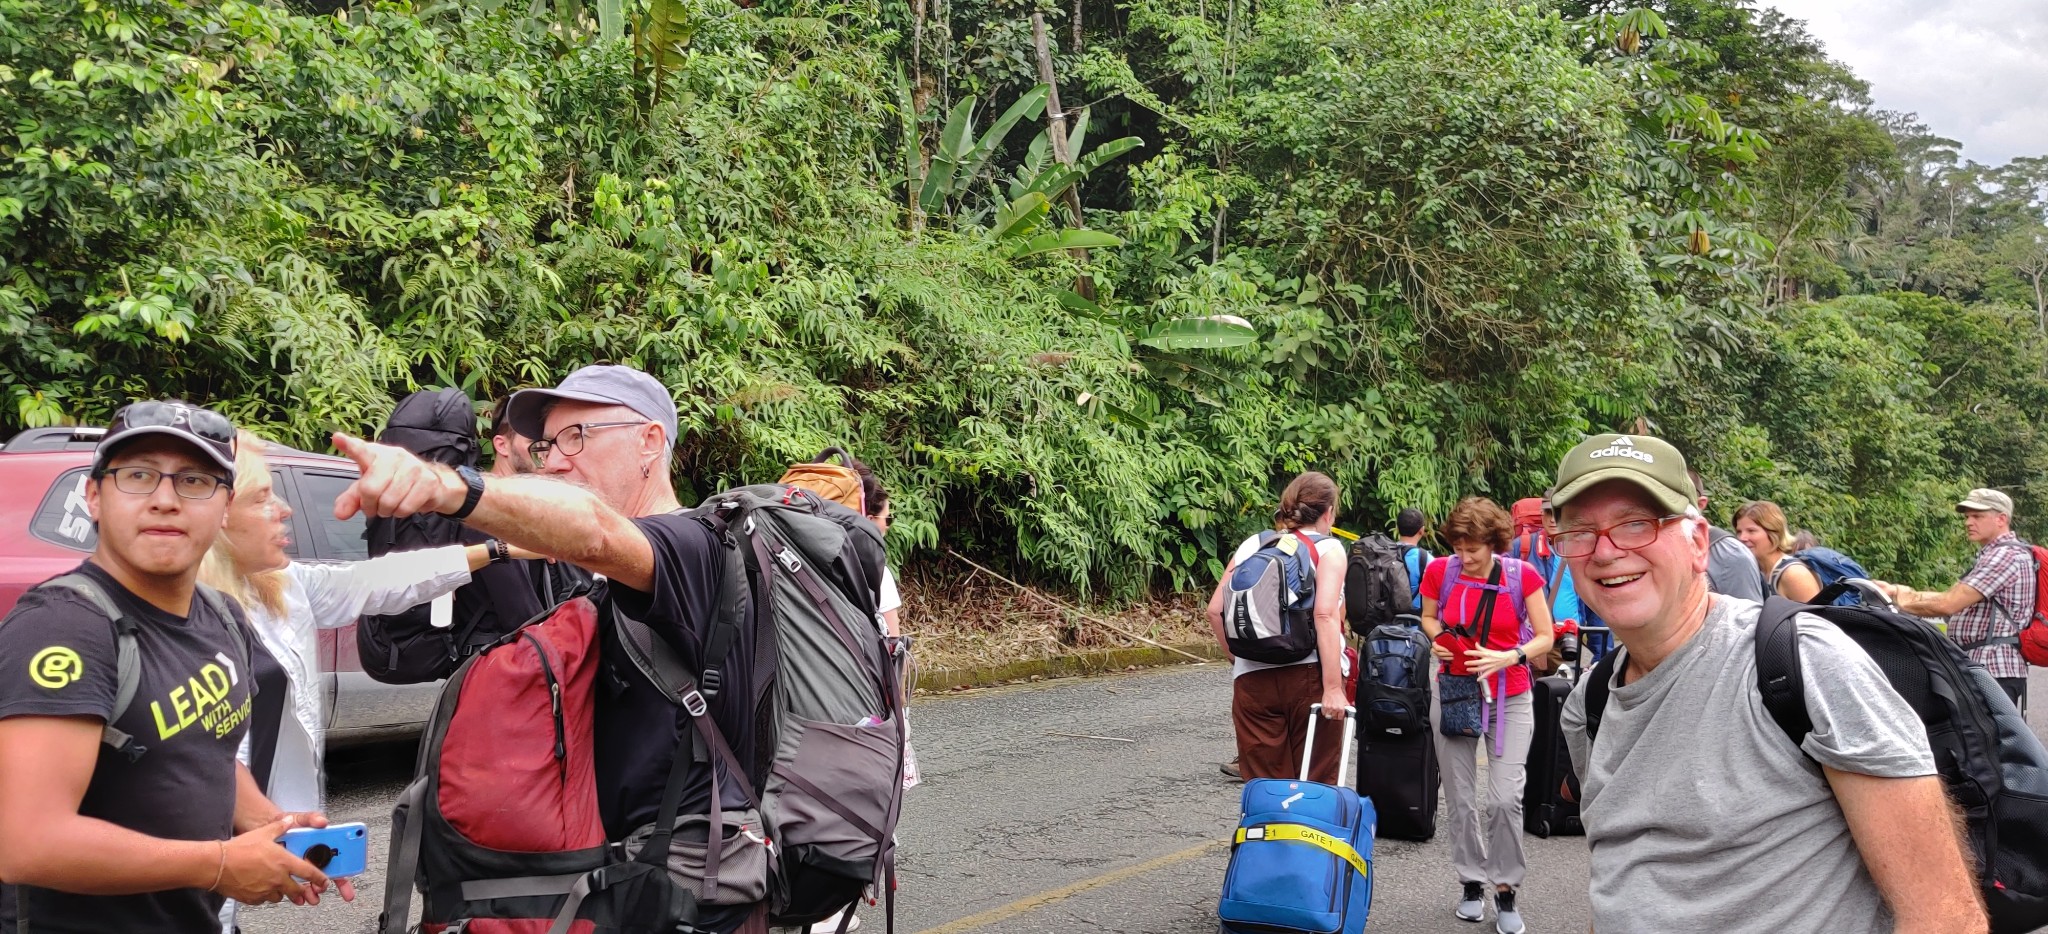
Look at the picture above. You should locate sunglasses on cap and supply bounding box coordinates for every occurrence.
[114,401,237,444]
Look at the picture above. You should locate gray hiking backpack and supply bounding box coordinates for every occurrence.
[624,484,907,930]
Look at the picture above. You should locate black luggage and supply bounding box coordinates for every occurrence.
[1523,674,1582,838]
[1357,726,1438,841]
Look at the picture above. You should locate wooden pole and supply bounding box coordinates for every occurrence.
[1031,11,1086,227]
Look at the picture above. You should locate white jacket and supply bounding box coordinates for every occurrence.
[237,546,472,811]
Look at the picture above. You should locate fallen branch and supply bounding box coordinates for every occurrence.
[943,547,1212,664]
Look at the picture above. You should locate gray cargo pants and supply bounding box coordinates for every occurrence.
[1430,671,1534,888]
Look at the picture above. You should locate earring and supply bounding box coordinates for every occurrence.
[642,462,651,479]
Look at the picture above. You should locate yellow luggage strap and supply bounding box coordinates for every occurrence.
[1233,823,1371,880]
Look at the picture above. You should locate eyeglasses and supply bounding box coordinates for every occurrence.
[98,466,231,500]
[528,421,648,462]
[1552,515,1684,558]
[116,400,237,445]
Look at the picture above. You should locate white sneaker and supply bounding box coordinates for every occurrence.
[809,909,861,933]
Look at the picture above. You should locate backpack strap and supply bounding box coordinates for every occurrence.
[1582,648,1620,745]
[611,610,755,902]
[1587,600,1813,751]
[1752,596,1814,748]
[1972,540,2040,644]
[37,574,146,762]
[693,511,746,701]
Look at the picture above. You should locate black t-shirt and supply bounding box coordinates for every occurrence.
[0,561,256,934]
[601,514,758,933]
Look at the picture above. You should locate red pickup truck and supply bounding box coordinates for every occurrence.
[0,426,438,745]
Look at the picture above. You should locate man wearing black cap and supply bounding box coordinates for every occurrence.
[0,401,345,933]
[333,364,764,932]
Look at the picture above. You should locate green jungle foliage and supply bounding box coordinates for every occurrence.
[3,0,2043,594]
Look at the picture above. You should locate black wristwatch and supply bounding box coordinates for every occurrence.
[446,465,486,520]
[484,539,510,563]
[1514,646,1528,665]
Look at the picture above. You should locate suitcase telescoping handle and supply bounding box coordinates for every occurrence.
[1300,704,1358,785]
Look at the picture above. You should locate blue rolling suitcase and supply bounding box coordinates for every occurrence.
[1219,704,1375,934]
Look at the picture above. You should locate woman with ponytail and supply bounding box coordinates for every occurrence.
[1205,472,1350,783]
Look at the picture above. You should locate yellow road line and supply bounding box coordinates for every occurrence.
[909,839,1226,934]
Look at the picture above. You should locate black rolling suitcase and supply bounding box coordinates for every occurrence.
[1523,674,1581,837]
[1358,727,1439,841]
[1523,625,1608,837]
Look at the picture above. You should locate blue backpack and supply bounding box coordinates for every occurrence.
[1226,531,1327,665]
[1777,547,1872,606]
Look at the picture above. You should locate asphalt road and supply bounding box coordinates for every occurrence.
[246,663,2048,934]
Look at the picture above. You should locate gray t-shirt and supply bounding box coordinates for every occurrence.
[1561,598,1935,934]
[1706,527,1766,602]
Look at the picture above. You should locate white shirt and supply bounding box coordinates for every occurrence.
[236,546,472,811]
[876,566,903,635]
[1227,531,1346,678]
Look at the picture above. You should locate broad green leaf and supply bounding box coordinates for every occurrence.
[1056,289,1110,319]
[1011,228,1123,258]
[595,0,624,41]
[993,192,1050,240]
[960,85,1048,194]
[1139,316,1259,350]
[1079,137,1144,175]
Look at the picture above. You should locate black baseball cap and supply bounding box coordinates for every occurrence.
[93,400,239,482]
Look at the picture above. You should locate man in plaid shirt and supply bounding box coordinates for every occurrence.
[1880,488,2036,716]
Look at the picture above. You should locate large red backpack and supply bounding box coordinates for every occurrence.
[2003,542,2048,668]
[382,595,696,934]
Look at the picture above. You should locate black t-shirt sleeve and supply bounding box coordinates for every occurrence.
[615,513,723,653]
[0,588,120,723]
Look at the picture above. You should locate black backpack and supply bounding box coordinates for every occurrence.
[1360,618,1431,737]
[1585,584,2048,934]
[357,389,591,684]
[1343,533,1414,637]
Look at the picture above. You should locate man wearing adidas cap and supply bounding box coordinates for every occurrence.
[1548,433,1983,934]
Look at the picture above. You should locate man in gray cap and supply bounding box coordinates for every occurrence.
[1878,487,2036,716]
[1549,433,1981,934]
[332,363,766,933]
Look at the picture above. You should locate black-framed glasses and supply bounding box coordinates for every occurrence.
[116,400,237,445]
[100,466,231,500]
[1553,515,1684,558]
[528,421,648,462]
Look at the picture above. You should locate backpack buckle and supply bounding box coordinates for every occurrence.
[681,689,709,717]
[776,547,802,574]
[700,668,723,699]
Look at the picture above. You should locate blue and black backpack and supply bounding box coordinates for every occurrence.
[1226,531,1326,665]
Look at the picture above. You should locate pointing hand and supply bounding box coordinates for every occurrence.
[331,432,460,521]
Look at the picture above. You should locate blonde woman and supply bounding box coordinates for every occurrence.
[1732,501,1821,602]
[199,432,520,813]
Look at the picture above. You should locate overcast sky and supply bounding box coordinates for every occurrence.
[1762,0,2048,167]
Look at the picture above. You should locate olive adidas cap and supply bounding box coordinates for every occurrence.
[1549,433,1697,517]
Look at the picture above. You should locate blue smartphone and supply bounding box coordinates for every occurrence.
[278,822,369,879]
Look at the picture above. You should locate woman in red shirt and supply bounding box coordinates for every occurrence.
[1418,497,1555,934]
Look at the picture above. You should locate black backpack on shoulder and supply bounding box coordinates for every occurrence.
[1586,582,2048,934]
[1343,533,1414,637]
[355,388,551,685]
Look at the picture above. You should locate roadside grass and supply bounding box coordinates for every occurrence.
[895,566,1213,682]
